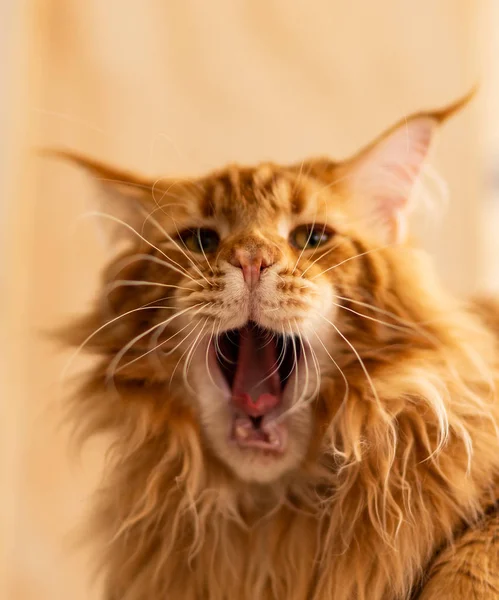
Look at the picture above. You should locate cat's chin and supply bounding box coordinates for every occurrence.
[207,405,311,484]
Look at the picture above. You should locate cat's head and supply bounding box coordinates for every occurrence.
[61,94,471,484]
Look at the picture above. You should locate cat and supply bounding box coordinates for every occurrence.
[59,91,499,599]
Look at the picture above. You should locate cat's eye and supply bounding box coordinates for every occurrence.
[178,228,220,253]
[289,224,333,250]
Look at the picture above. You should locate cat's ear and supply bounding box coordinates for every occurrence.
[42,149,164,245]
[340,90,475,243]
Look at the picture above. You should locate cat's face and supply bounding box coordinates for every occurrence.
[65,101,461,484]
[169,166,340,482]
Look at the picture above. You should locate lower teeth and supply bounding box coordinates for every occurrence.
[235,424,250,439]
[267,432,279,446]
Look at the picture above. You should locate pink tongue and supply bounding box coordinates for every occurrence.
[231,326,281,416]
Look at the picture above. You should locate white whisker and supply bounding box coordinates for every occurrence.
[105,280,193,294]
[288,321,300,408]
[197,229,215,275]
[168,319,207,391]
[83,211,196,282]
[60,298,177,382]
[295,322,310,408]
[307,339,322,401]
[318,313,380,406]
[213,323,236,366]
[117,307,207,372]
[106,303,203,385]
[205,320,227,393]
[313,330,349,407]
[332,301,414,334]
[110,253,205,286]
[160,321,203,358]
[333,294,440,347]
[318,313,397,466]
[292,195,331,275]
[140,209,214,287]
[291,206,319,275]
[253,330,288,389]
[311,245,391,280]
[182,319,210,394]
[300,242,341,277]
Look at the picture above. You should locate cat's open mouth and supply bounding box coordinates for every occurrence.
[214,322,302,453]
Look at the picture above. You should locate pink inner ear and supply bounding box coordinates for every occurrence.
[348,116,437,242]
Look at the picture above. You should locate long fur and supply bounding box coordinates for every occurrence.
[61,103,499,600]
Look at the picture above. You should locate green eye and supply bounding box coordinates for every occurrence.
[289,224,333,250]
[179,228,220,253]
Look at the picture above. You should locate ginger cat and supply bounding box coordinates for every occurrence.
[60,92,499,599]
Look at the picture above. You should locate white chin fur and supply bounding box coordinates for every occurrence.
[188,341,315,483]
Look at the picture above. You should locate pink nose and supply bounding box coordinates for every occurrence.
[232,249,269,288]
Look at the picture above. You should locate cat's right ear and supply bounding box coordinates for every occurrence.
[40,149,165,245]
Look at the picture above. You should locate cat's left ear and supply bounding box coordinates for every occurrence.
[340,90,475,243]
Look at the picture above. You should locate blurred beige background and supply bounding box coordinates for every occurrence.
[2,1,499,599]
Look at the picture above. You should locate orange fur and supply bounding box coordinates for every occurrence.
[60,93,499,599]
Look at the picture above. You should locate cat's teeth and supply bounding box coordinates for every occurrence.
[267,431,280,447]
[235,424,250,439]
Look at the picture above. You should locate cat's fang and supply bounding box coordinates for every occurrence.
[231,417,286,453]
[234,422,250,440]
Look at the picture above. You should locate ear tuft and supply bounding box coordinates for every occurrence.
[426,86,478,125]
[38,148,152,185]
[342,88,475,244]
